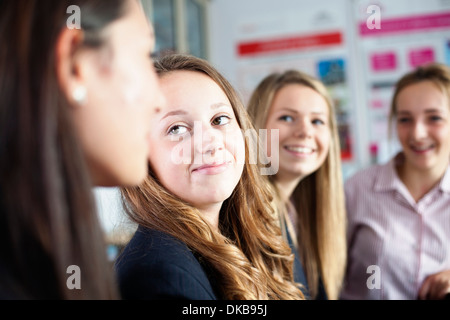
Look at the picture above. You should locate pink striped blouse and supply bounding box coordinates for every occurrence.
[340,153,450,300]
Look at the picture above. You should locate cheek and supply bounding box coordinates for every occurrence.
[265,125,287,156]
[238,137,246,165]
[275,126,292,144]
[113,56,154,105]
[228,130,246,164]
[436,127,450,150]
[148,142,175,178]
[396,127,410,146]
[318,131,331,155]
[151,157,184,195]
[234,139,246,181]
[119,69,148,105]
[170,139,194,165]
[260,127,274,158]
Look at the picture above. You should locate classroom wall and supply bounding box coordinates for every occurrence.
[207,0,450,179]
[95,0,450,240]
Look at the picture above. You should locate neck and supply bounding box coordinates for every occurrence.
[198,203,222,230]
[397,161,448,202]
[274,172,304,201]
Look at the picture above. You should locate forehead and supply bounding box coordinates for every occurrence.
[160,70,213,85]
[396,81,449,113]
[271,84,329,113]
[159,70,230,106]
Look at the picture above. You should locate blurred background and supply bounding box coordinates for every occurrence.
[96,0,450,252]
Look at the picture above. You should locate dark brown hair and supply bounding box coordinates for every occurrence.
[0,0,130,299]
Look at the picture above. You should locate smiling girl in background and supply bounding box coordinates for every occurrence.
[341,63,450,300]
[247,70,347,300]
[115,54,305,300]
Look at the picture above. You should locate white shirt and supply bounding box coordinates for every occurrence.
[340,154,450,300]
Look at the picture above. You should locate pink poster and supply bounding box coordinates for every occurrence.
[370,52,397,72]
[408,47,435,68]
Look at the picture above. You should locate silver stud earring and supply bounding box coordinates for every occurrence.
[72,86,87,105]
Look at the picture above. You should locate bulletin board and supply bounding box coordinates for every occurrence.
[208,0,358,178]
[354,0,450,165]
[208,0,450,178]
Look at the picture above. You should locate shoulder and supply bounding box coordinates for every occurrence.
[116,226,192,262]
[115,226,217,300]
[344,164,384,193]
[344,163,388,217]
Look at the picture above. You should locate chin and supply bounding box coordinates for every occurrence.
[408,160,434,171]
[288,166,316,177]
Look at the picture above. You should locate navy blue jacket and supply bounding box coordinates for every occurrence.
[115,226,218,300]
[115,225,325,300]
[287,230,328,300]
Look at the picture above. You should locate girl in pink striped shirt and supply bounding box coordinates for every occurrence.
[341,63,450,300]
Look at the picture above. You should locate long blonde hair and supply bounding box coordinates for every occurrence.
[120,54,305,300]
[247,70,346,300]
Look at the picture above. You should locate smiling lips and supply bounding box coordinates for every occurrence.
[192,162,230,175]
[284,145,315,156]
[410,143,435,154]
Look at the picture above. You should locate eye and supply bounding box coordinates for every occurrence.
[397,117,411,124]
[429,115,443,122]
[279,115,294,122]
[212,115,231,126]
[168,125,188,135]
[312,118,325,125]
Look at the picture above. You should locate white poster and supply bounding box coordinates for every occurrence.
[209,0,358,178]
[355,0,450,165]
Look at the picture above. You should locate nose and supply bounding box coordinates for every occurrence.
[294,119,313,138]
[193,121,225,156]
[411,120,428,140]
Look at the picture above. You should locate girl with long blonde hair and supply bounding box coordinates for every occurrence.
[247,70,347,300]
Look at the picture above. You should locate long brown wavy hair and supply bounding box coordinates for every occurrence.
[0,0,131,299]
[247,70,347,300]
[120,54,305,300]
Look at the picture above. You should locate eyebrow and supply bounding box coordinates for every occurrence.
[277,107,298,114]
[397,108,444,114]
[211,102,232,110]
[160,103,232,121]
[161,109,188,120]
[277,107,327,115]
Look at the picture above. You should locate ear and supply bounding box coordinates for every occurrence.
[55,27,87,107]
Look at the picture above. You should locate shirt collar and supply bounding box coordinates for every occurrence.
[439,164,450,193]
[373,153,405,192]
[373,152,450,194]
